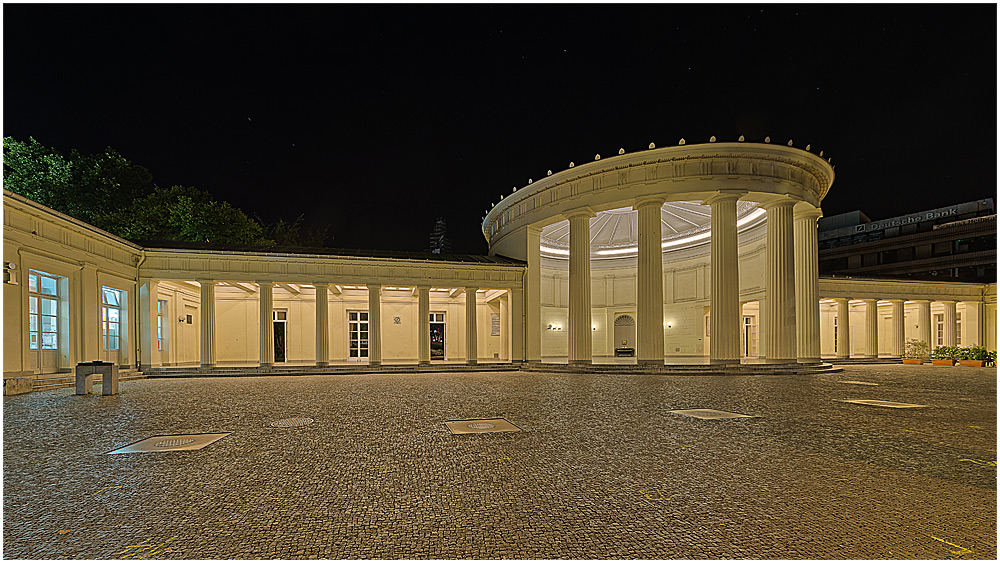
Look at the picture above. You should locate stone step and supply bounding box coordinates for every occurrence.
[32,371,145,392]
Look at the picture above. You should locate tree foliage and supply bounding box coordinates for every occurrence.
[3,136,332,247]
[96,185,267,244]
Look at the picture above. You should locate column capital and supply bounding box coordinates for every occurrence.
[564,206,596,220]
[911,299,931,304]
[833,297,852,303]
[415,284,432,291]
[886,298,905,304]
[464,286,479,292]
[759,197,798,211]
[701,190,746,206]
[938,299,957,304]
[861,298,878,304]
[793,207,824,221]
[256,280,273,286]
[633,195,666,210]
[313,282,329,288]
[196,279,216,285]
[527,224,542,236]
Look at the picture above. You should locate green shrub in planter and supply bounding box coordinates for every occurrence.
[932,346,961,361]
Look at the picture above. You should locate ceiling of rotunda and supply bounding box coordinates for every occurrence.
[539,200,765,258]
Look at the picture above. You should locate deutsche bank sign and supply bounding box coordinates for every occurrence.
[854,205,960,233]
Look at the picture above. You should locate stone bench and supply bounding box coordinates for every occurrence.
[75,361,119,396]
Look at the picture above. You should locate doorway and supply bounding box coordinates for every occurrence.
[742,315,758,357]
[348,311,369,361]
[273,309,287,362]
[430,312,446,360]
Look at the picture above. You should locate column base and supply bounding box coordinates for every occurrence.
[467,360,478,366]
[418,361,431,366]
[568,359,592,366]
[316,361,329,367]
[259,362,273,368]
[637,359,664,366]
[762,358,798,364]
[708,358,741,365]
[369,360,381,367]
[796,358,822,364]
[199,364,215,370]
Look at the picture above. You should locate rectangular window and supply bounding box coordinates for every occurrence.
[28,270,60,350]
[157,299,167,351]
[934,313,944,346]
[102,286,124,351]
[348,311,369,358]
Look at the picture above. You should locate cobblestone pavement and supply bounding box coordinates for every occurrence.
[3,364,996,559]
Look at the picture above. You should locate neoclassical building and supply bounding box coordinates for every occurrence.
[3,140,996,392]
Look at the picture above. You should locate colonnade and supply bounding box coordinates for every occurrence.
[827,298,971,359]
[142,281,497,369]
[554,195,825,365]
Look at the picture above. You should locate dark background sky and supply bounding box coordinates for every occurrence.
[4,4,996,254]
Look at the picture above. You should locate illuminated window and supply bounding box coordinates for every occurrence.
[102,287,123,352]
[157,299,167,351]
[28,270,59,350]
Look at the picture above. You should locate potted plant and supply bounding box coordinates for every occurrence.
[902,339,929,364]
[958,345,990,367]
[931,345,958,366]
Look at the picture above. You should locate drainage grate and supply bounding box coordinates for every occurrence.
[445,418,521,434]
[154,438,195,448]
[105,433,231,454]
[270,417,314,428]
[669,409,755,420]
[840,381,879,386]
[841,399,929,409]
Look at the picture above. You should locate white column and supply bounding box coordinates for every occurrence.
[835,298,851,360]
[138,278,159,370]
[368,284,382,366]
[915,300,932,351]
[567,208,595,365]
[888,299,905,357]
[862,299,879,358]
[634,196,666,364]
[315,283,329,366]
[466,287,478,364]
[526,226,542,362]
[198,279,216,368]
[259,281,273,367]
[942,301,957,347]
[762,199,797,362]
[794,207,823,363]
[418,286,430,365]
[510,288,524,362]
[705,192,743,363]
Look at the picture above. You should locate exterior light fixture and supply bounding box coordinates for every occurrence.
[738,135,745,142]
[648,142,655,149]
[592,325,597,331]
[709,136,716,142]
[764,136,771,143]
[618,148,624,154]
[595,154,601,160]
[679,138,686,145]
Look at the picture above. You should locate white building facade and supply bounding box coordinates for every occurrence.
[4,141,996,392]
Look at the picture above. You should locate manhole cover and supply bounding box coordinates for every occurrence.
[105,433,231,454]
[445,418,521,434]
[841,399,929,408]
[669,409,755,420]
[270,418,314,428]
[840,381,879,386]
[154,439,195,448]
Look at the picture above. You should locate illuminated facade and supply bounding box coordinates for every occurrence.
[4,141,996,394]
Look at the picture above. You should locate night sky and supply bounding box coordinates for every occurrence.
[4,4,996,254]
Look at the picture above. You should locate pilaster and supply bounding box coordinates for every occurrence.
[888,299,905,357]
[835,298,851,359]
[942,301,957,347]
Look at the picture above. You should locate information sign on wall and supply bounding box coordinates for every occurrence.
[491,314,501,336]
